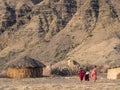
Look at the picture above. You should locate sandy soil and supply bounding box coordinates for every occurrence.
[0,74,120,90]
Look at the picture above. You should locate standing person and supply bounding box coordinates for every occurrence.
[85,67,90,81]
[79,67,85,82]
[91,65,97,82]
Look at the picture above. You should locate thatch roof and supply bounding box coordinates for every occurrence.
[6,56,45,68]
[108,60,120,69]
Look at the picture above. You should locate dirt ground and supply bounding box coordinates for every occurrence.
[0,73,120,90]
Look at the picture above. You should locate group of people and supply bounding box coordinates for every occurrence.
[79,65,97,82]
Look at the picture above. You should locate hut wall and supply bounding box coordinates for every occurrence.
[7,67,43,78]
[107,67,120,79]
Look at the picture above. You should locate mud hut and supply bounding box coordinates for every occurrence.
[6,56,45,78]
[107,67,120,79]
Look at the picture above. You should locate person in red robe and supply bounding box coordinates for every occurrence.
[79,68,85,82]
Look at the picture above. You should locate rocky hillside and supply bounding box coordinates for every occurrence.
[0,0,120,70]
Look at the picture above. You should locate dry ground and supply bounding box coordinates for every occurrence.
[0,74,120,90]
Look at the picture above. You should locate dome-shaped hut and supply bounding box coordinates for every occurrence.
[6,56,45,78]
[107,65,120,79]
[107,67,120,79]
[106,61,120,79]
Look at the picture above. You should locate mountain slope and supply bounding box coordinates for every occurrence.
[0,0,120,70]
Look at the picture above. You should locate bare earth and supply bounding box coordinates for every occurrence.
[0,74,120,90]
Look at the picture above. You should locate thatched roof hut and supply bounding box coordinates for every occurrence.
[107,67,120,79]
[6,56,45,78]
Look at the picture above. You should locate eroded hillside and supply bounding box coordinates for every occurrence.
[0,0,120,70]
